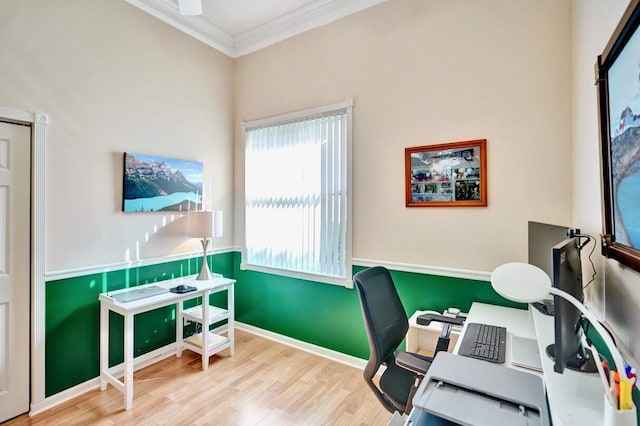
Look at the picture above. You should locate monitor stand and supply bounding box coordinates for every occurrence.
[545,344,598,373]
[531,299,554,316]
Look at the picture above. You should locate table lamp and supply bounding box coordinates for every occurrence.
[187,211,223,280]
[491,262,637,426]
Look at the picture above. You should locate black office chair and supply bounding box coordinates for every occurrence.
[353,266,456,414]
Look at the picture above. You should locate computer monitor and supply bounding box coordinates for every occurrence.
[528,221,571,315]
[528,221,571,277]
[545,237,597,374]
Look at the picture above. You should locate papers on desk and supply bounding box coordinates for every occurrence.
[110,285,169,303]
[510,335,543,372]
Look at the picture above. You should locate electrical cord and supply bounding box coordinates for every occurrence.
[575,233,597,289]
[581,315,617,349]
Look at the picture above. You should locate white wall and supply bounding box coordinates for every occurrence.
[234,0,573,273]
[0,0,574,278]
[4,0,638,386]
[0,0,234,273]
[573,0,640,362]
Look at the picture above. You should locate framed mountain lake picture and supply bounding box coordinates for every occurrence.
[596,0,640,272]
[123,152,203,212]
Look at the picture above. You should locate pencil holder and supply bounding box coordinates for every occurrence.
[604,395,637,426]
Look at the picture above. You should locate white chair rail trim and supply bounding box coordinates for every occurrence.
[46,251,490,283]
[353,258,491,282]
[45,247,235,281]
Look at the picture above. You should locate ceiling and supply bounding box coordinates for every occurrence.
[125,0,388,58]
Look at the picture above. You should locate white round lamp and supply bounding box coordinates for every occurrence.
[491,262,552,303]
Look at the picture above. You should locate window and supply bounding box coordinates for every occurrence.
[242,100,353,286]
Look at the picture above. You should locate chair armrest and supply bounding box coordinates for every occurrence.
[416,313,465,326]
[395,351,432,376]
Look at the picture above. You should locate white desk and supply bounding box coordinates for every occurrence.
[530,305,604,425]
[449,302,605,425]
[99,275,235,410]
[452,302,538,369]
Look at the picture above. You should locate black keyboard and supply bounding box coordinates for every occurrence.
[458,323,506,364]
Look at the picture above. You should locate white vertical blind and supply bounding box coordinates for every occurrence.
[243,103,351,282]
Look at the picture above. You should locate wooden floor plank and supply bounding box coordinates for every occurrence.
[4,330,390,425]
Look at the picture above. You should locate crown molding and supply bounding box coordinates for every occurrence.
[125,0,235,56]
[125,0,388,58]
[233,0,388,57]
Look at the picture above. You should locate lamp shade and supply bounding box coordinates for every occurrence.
[490,262,551,303]
[178,0,202,15]
[187,211,223,238]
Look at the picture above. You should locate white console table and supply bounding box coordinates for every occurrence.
[98,275,235,410]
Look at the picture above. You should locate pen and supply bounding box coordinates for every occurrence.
[625,365,637,386]
[602,359,610,383]
[619,378,634,410]
[610,370,620,409]
[593,346,617,407]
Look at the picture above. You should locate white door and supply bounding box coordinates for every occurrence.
[0,121,31,422]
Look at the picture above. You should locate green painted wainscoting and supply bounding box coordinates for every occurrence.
[233,254,522,360]
[45,251,519,397]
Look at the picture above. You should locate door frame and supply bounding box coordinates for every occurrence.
[0,108,47,413]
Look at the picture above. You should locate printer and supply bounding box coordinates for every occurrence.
[407,352,550,426]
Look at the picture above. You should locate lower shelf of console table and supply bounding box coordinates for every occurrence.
[179,304,234,367]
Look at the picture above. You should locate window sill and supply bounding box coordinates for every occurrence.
[239,262,353,288]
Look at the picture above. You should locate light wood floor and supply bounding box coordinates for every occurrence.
[4,330,390,426]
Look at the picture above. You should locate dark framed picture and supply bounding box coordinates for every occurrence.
[405,139,487,207]
[123,152,204,212]
[596,0,640,272]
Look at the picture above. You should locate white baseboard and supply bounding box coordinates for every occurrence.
[29,343,179,416]
[29,324,366,416]
[235,322,368,370]
[29,377,100,416]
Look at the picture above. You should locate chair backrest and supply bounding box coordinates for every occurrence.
[354,266,411,412]
[354,266,409,362]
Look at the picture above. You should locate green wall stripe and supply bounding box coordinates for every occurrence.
[233,258,522,359]
[44,250,639,419]
[44,251,516,397]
